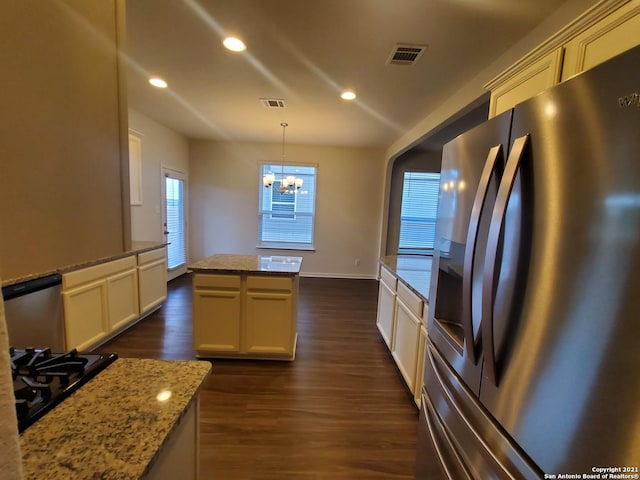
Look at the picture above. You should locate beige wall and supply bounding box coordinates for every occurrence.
[128,109,190,243]
[0,0,127,281]
[190,141,385,278]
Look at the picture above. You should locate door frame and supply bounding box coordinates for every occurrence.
[161,167,188,281]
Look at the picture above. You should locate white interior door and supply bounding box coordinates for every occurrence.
[162,168,188,280]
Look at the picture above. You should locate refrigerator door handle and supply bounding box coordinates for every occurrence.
[482,134,530,386]
[462,144,504,364]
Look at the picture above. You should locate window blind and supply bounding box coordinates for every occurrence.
[165,177,186,269]
[259,164,316,248]
[399,171,440,253]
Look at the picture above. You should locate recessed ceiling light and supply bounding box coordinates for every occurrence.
[341,90,356,101]
[149,77,168,89]
[223,36,246,52]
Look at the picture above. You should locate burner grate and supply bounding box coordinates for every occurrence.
[10,347,117,432]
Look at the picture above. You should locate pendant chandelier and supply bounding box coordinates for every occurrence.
[263,122,303,193]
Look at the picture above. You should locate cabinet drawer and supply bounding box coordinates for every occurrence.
[193,274,241,290]
[247,275,293,292]
[138,248,166,266]
[380,266,397,290]
[397,281,423,318]
[63,256,137,289]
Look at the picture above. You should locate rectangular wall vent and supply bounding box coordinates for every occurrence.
[260,98,286,108]
[387,44,428,66]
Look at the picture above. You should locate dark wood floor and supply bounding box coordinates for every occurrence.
[98,274,419,479]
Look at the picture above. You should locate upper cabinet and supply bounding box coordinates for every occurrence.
[561,0,640,80]
[486,0,640,118]
[489,48,564,118]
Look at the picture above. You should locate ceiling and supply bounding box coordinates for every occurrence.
[125,0,569,149]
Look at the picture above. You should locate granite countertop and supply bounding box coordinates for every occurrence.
[20,358,211,480]
[189,253,303,275]
[379,255,433,302]
[2,242,167,287]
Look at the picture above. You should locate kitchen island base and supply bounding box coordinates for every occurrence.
[190,255,302,361]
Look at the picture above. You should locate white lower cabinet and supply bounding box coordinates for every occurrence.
[392,295,422,393]
[138,248,167,315]
[193,274,242,353]
[63,248,166,351]
[107,267,139,331]
[62,279,109,351]
[245,275,296,357]
[376,263,429,408]
[63,256,138,351]
[193,273,299,360]
[147,398,200,480]
[376,267,397,349]
[414,324,428,408]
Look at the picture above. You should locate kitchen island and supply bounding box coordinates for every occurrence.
[189,254,303,360]
[20,358,211,480]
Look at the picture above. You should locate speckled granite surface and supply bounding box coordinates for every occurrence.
[20,358,211,480]
[2,242,166,287]
[190,254,303,275]
[379,255,432,302]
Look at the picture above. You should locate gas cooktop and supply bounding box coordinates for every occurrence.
[11,347,118,432]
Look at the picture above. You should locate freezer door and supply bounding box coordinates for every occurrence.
[417,342,542,479]
[428,112,511,394]
[479,45,640,474]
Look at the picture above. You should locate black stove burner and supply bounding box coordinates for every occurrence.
[10,347,118,432]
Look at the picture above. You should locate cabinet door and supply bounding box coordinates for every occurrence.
[562,0,640,81]
[63,280,108,351]
[193,288,242,353]
[489,47,563,118]
[376,281,396,349]
[245,290,294,357]
[138,258,167,314]
[146,399,199,480]
[414,325,428,408]
[392,297,422,392]
[107,268,139,331]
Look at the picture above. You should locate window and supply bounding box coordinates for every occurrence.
[398,172,440,254]
[259,164,317,249]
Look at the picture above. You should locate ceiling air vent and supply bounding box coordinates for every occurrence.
[387,44,428,66]
[260,98,286,109]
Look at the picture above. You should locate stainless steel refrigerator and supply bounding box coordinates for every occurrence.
[417,45,640,479]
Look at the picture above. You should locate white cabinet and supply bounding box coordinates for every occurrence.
[376,263,429,407]
[107,267,139,331]
[146,398,200,480]
[376,266,397,349]
[138,248,167,315]
[488,48,563,118]
[391,282,423,394]
[193,273,298,360]
[62,248,167,351]
[193,274,242,353]
[245,275,297,357]
[63,256,139,351]
[62,279,108,351]
[487,0,640,117]
[561,0,640,80]
[414,324,428,408]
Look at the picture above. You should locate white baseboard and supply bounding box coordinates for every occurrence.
[299,272,377,280]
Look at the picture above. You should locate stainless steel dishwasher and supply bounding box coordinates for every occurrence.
[1,273,65,350]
